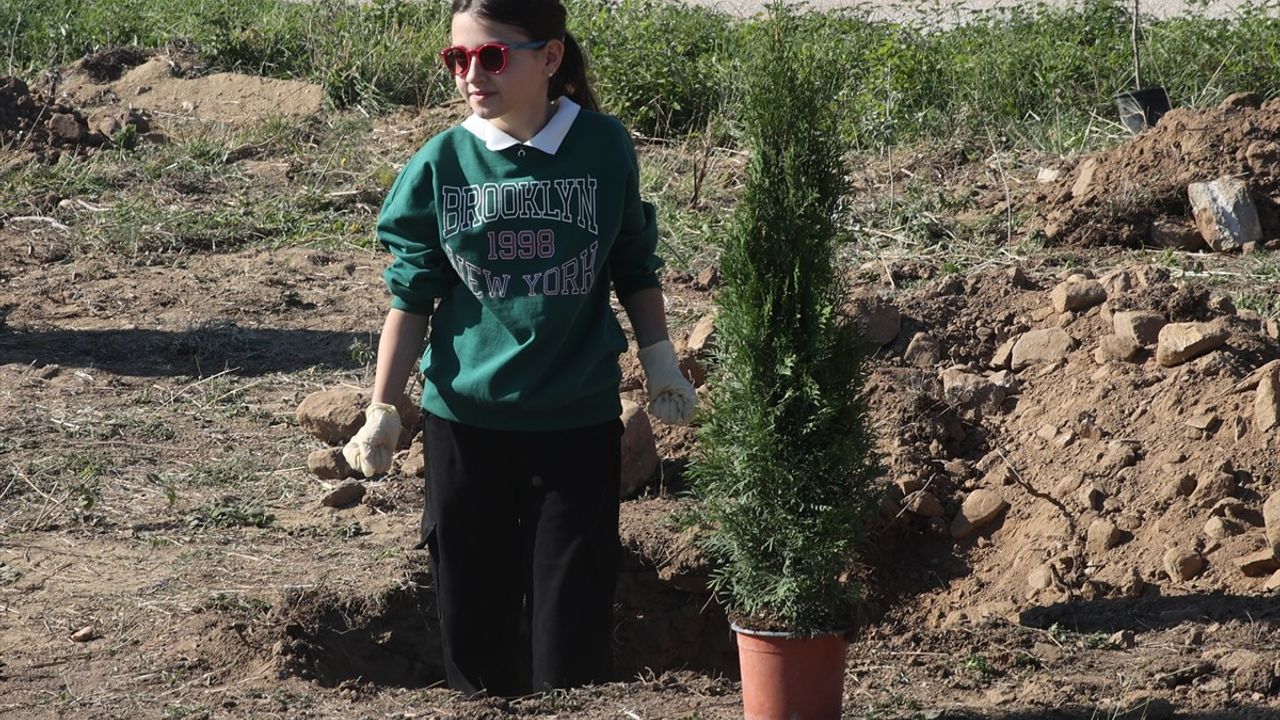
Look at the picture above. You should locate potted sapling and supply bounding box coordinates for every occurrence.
[687,6,884,719]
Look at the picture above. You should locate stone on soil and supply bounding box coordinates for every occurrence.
[1190,471,1237,508]
[903,332,943,367]
[1113,311,1166,347]
[620,399,659,498]
[1094,335,1140,363]
[1233,548,1280,577]
[321,481,365,508]
[1050,278,1106,313]
[399,434,426,478]
[950,489,1009,539]
[1264,491,1280,553]
[307,447,354,480]
[1254,367,1280,432]
[1187,176,1263,251]
[69,625,96,642]
[1155,322,1229,367]
[941,368,1006,412]
[1011,328,1076,370]
[296,388,366,444]
[1163,548,1204,582]
[685,313,717,355]
[904,490,943,518]
[1086,518,1124,555]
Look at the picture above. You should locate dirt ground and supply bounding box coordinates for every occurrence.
[4,50,1280,719]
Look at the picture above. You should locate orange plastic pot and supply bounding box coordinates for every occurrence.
[734,624,847,720]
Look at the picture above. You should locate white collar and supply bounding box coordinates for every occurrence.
[462,97,580,155]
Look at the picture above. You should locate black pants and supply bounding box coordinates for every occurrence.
[420,413,623,697]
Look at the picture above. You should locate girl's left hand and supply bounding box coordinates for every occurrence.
[637,340,697,425]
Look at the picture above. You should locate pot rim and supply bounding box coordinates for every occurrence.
[731,623,850,639]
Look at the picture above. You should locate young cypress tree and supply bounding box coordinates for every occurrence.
[689,4,883,635]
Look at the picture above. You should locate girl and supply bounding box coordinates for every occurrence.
[342,0,696,698]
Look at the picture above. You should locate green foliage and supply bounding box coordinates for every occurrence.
[688,4,882,635]
[186,497,275,529]
[5,0,1280,148]
[571,0,733,137]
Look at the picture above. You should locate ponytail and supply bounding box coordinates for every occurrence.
[550,32,598,112]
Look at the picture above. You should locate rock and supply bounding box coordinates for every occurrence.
[1191,471,1237,508]
[1112,311,1166,347]
[1155,322,1228,367]
[1098,268,1136,296]
[321,481,365,508]
[1233,548,1280,577]
[1221,91,1264,110]
[48,112,85,143]
[1050,278,1107,313]
[1087,518,1124,555]
[1094,335,1141,363]
[1264,491,1280,553]
[1119,567,1145,598]
[1111,694,1174,720]
[86,106,148,138]
[400,434,426,478]
[1036,167,1061,183]
[1232,359,1280,393]
[685,313,717,355]
[1078,484,1106,511]
[1011,328,1076,370]
[296,389,366,444]
[1254,366,1280,432]
[950,489,1009,539]
[894,476,923,495]
[620,399,659,498]
[903,332,943,367]
[904,490,944,518]
[845,291,900,346]
[69,625,96,642]
[1166,471,1196,498]
[1188,176,1263,252]
[692,265,720,290]
[1266,569,1280,591]
[1149,219,1206,251]
[1027,564,1056,590]
[1163,548,1204,582]
[1203,516,1241,539]
[941,368,1005,412]
[307,447,355,480]
[991,338,1016,370]
[1071,158,1098,199]
[1108,629,1137,649]
[1007,265,1031,289]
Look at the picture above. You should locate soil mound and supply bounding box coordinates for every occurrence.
[870,263,1280,628]
[1034,94,1280,248]
[52,52,328,124]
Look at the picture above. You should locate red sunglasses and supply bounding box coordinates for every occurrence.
[439,40,550,76]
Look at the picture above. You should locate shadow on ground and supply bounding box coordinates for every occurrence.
[1,325,371,376]
[1020,591,1280,633]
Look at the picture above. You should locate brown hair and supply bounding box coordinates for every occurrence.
[450,0,599,111]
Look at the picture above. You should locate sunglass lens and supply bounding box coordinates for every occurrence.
[478,45,506,73]
[443,48,467,75]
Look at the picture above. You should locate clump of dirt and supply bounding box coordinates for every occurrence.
[868,263,1280,641]
[1033,94,1280,247]
[2,75,152,163]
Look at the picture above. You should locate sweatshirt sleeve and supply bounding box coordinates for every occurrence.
[377,152,454,315]
[610,125,663,300]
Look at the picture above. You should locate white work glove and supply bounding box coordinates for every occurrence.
[342,402,401,478]
[637,340,697,425]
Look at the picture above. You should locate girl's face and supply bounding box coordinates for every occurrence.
[449,12,563,133]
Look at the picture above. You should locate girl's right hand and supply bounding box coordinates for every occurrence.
[342,403,402,477]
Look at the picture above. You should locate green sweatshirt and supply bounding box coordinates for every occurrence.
[377,98,662,431]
